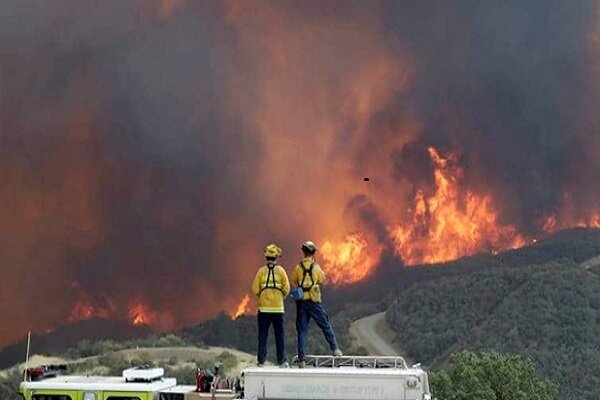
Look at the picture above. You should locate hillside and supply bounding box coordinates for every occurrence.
[179,309,369,361]
[330,228,600,309]
[386,257,600,400]
[0,345,255,400]
[2,228,599,398]
[0,319,153,370]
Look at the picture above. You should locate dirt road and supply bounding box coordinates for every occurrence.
[350,312,400,357]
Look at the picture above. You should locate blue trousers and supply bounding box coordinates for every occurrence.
[257,311,286,365]
[296,300,338,360]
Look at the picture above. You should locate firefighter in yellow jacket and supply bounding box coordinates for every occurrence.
[252,243,290,367]
[291,241,342,368]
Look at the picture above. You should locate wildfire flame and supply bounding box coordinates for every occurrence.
[321,232,378,285]
[67,281,114,323]
[233,294,251,319]
[68,301,110,323]
[128,301,159,326]
[542,213,600,233]
[390,147,526,265]
[68,292,169,328]
[6,2,600,350]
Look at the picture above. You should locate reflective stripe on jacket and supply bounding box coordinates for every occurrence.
[251,264,290,313]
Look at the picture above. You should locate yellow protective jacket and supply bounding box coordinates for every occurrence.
[291,257,325,303]
[252,263,290,313]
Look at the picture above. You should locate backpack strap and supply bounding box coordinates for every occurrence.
[299,262,315,289]
[259,262,283,294]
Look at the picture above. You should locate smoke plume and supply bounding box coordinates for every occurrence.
[1,0,599,347]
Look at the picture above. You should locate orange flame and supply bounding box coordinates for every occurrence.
[67,281,114,323]
[321,232,378,285]
[390,147,526,265]
[66,281,172,328]
[128,301,159,326]
[233,294,251,319]
[542,214,558,233]
[68,300,110,323]
[542,213,600,233]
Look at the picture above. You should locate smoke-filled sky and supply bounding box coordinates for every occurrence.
[1,0,600,347]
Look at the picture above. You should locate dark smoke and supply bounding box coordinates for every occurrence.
[2,0,600,347]
[384,0,600,232]
[0,1,268,346]
[392,140,435,191]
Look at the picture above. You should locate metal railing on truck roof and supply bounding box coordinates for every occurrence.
[291,355,408,369]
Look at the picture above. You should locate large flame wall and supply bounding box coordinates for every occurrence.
[1,0,600,347]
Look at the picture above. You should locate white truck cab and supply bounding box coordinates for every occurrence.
[20,367,176,400]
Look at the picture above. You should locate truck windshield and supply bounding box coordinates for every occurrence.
[32,396,72,400]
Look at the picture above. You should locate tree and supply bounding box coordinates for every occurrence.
[430,351,558,400]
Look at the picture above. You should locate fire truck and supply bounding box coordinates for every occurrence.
[19,355,432,400]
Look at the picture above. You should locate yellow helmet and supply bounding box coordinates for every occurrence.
[264,243,283,258]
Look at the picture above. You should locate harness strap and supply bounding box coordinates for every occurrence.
[299,262,315,289]
[259,262,283,294]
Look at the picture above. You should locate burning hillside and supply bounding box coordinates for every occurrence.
[2,0,600,347]
[390,147,528,265]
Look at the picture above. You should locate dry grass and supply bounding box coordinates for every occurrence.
[1,346,255,378]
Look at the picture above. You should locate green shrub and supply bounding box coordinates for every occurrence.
[156,334,187,348]
[430,351,558,400]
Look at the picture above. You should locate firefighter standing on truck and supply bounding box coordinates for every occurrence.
[291,240,342,368]
[252,243,291,367]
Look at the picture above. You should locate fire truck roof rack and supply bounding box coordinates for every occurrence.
[122,366,165,382]
[291,355,408,369]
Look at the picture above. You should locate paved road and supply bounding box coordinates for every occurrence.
[350,254,600,361]
[351,312,399,356]
[581,255,600,270]
[580,255,600,278]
